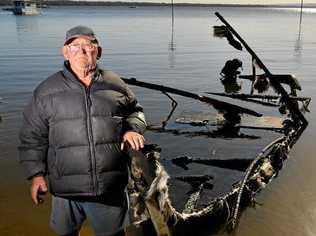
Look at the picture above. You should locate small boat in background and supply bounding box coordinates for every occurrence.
[12,0,40,15]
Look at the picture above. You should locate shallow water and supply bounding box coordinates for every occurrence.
[0,5,316,236]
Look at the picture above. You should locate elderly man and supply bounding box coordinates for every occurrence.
[19,26,146,236]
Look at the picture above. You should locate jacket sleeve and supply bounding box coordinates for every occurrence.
[122,87,147,135]
[18,92,49,179]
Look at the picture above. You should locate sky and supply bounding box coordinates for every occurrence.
[81,0,316,4]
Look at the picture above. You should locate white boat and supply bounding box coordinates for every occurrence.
[12,0,40,15]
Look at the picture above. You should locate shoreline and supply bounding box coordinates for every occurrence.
[1,1,316,8]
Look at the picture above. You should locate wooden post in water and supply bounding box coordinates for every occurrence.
[299,0,304,27]
[170,0,175,51]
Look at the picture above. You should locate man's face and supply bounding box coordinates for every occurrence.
[63,37,101,72]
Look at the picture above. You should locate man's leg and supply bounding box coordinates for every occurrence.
[82,199,129,236]
[50,196,86,236]
[60,230,80,236]
[109,229,126,236]
[59,226,126,236]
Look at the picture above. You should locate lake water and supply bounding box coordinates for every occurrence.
[0,5,316,236]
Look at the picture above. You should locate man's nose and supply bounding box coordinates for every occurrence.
[78,46,87,54]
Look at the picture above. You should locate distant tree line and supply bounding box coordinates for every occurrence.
[0,0,169,6]
[0,0,314,8]
[0,0,271,7]
[42,1,168,6]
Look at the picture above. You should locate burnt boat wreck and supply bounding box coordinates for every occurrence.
[123,12,310,236]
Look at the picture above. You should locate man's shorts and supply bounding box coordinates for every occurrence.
[50,193,129,236]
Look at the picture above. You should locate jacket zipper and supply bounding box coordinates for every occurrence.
[84,86,98,195]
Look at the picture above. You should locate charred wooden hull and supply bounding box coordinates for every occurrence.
[128,122,306,235]
[125,12,309,236]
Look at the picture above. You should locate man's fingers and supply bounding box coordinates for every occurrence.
[128,138,137,150]
[121,139,136,150]
[37,195,45,204]
[121,132,145,151]
[133,138,140,151]
[30,176,47,205]
[134,136,144,150]
[39,183,48,193]
[135,135,144,149]
[138,136,144,148]
[31,185,39,205]
[130,135,144,151]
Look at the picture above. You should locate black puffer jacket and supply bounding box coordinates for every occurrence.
[18,63,146,197]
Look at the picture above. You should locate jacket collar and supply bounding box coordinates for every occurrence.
[62,61,100,87]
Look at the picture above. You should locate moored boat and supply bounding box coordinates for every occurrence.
[12,0,40,15]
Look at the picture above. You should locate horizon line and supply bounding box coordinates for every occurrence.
[23,0,316,8]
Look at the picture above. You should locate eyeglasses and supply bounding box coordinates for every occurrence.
[67,43,97,53]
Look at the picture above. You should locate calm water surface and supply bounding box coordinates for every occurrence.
[0,5,316,236]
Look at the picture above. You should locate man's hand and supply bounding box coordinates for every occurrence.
[121,131,145,151]
[31,176,48,205]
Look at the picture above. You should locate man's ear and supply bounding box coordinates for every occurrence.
[97,46,102,60]
[62,46,69,60]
